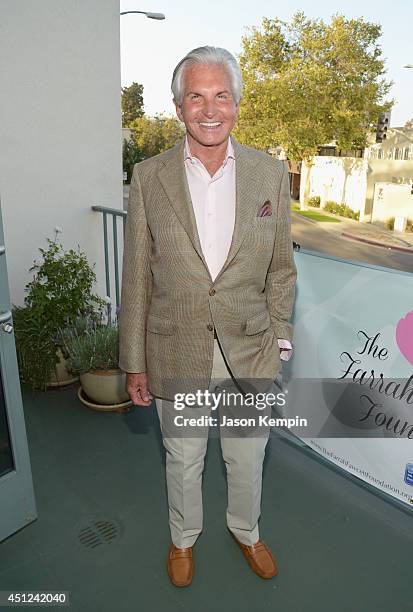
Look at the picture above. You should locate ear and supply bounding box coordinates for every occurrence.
[174,99,184,123]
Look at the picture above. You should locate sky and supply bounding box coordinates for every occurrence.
[119,0,413,127]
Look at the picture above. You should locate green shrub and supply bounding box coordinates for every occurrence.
[307,196,321,207]
[13,234,106,390]
[23,238,106,328]
[324,201,359,220]
[324,200,339,213]
[57,315,120,375]
[13,305,61,390]
[122,138,143,183]
[385,216,395,230]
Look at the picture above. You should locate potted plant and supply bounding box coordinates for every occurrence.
[13,228,106,390]
[57,313,132,412]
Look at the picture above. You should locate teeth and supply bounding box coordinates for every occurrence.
[199,122,222,127]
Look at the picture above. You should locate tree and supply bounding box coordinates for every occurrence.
[122,137,144,183]
[128,114,185,160]
[234,12,394,204]
[121,82,144,126]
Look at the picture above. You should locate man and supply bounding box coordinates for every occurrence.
[119,46,297,587]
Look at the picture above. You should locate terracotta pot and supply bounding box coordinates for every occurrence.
[80,369,130,405]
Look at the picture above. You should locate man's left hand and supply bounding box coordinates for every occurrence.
[278,338,293,362]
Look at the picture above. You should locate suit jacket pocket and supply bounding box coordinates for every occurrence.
[245,310,271,335]
[146,314,175,335]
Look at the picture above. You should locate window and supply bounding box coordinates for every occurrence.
[404,147,410,160]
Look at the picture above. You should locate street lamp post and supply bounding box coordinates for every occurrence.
[120,10,165,20]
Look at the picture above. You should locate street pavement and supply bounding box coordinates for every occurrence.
[291,212,413,273]
[295,208,413,252]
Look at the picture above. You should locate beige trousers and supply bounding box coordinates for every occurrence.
[155,338,271,548]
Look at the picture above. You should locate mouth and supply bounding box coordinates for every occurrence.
[198,121,223,129]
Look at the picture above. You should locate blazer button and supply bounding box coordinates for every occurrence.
[209,288,216,296]
[206,324,214,331]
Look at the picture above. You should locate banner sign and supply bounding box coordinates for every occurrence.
[281,250,413,508]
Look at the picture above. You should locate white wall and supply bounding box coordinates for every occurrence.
[371,182,413,223]
[300,156,368,218]
[0,0,122,307]
[364,158,413,222]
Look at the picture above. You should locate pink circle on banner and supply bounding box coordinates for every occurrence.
[396,310,413,365]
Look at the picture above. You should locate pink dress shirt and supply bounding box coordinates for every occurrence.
[183,135,292,361]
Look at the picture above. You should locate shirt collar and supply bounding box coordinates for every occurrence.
[184,134,235,167]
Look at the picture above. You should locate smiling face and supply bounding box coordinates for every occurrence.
[174,62,240,153]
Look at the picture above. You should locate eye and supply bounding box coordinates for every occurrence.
[189,94,200,100]
[218,93,228,99]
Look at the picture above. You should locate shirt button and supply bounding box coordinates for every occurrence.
[206,324,214,331]
[209,288,216,296]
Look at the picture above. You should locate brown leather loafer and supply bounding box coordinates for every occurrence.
[229,529,277,579]
[166,544,194,587]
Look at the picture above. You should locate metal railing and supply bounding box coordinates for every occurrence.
[91,206,126,310]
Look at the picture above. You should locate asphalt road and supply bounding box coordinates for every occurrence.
[291,214,413,274]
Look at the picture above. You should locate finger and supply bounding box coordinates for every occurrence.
[139,382,152,403]
[135,389,152,406]
[127,390,141,404]
[126,384,143,402]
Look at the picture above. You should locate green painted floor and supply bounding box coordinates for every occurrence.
[0,382,412,612]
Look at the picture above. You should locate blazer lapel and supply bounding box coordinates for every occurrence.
[213,136,262,283]
[157,135,262,284]
[157,137,211,278]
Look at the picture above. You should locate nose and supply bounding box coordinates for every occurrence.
[202,98,218,118]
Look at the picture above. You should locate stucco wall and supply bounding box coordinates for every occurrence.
[300,154,413,223]
[0,0,122,306]
[300,156,368,218]
[364,159,413,222]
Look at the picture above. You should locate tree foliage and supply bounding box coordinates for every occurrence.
[234,12,394,161]
[122,114,185,182]
[129,114,185,159]
[122,137,143,183]
[121,82,144,126]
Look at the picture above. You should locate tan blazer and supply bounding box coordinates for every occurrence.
[118,135,297,400]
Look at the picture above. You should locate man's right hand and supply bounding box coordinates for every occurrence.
[125,372,153,406]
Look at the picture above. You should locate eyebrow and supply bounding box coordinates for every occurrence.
[186,89,232,96]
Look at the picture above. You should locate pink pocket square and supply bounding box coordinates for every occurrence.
[258,200,272,217]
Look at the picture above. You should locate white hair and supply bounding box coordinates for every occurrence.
[171,46,243,106]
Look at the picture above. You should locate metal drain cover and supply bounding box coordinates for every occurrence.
[75,515,123,549]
